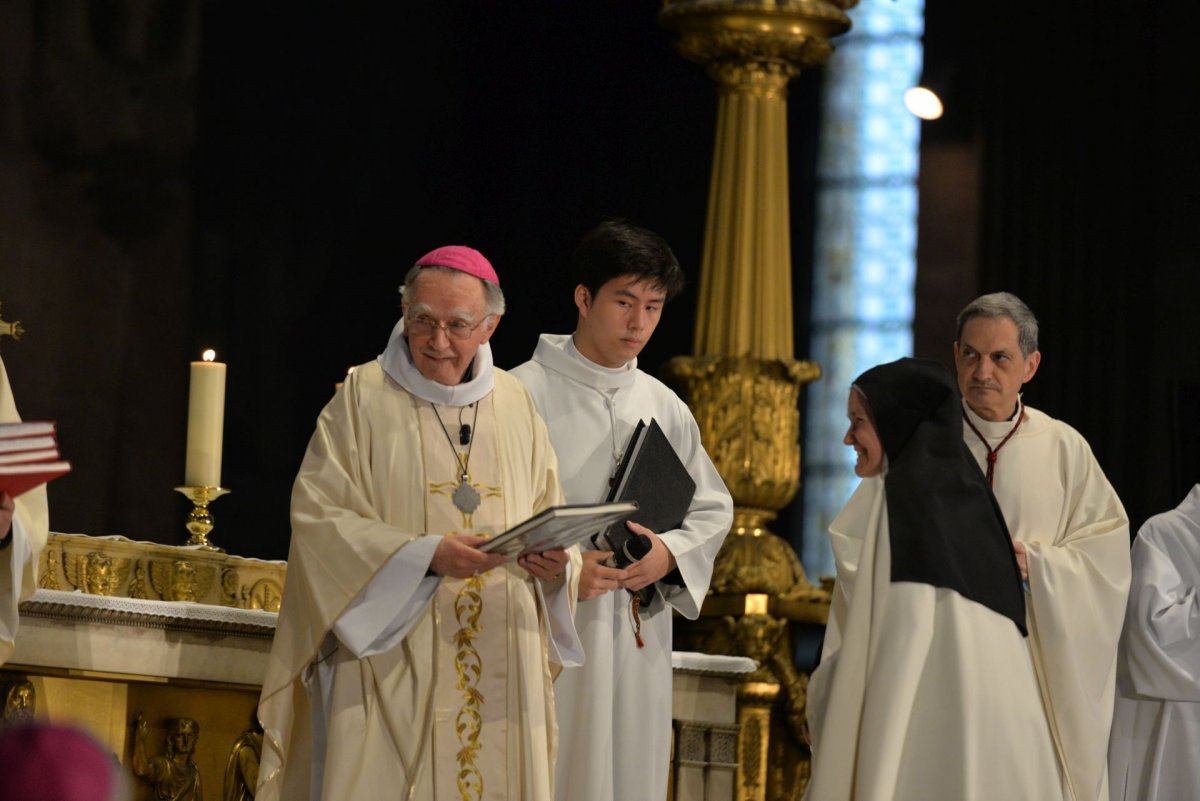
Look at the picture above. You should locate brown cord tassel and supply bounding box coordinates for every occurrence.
[630,593,645,648]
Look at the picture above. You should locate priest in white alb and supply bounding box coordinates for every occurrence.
[255,246,583,801]
[0,355,49,667]
[1108,483,1200,801]
[954,292,1131,801]
[512,219,733,801]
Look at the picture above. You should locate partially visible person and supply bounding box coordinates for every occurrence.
[0,356,49,667]
[0,720,127,801]
[1108,483,1200,801]
[511,219,733,801]
[256,246,580,800]
[804,357,1062,801]
[954,292,1130,801]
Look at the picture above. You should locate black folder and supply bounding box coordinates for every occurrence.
[598,418,696,603]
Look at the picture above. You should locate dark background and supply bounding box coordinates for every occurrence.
[1,1,1197,563]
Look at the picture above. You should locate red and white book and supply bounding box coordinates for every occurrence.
[0,421,56,439]
[0,421,70,497]
[0,447,59,465]
[0,436,55,454]
[0,460,72,498]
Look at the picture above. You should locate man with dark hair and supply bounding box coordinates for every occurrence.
[953,291,1130,801]
[512,219,733,801]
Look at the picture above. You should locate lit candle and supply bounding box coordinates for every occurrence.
[334,364,356,392]
[184,349,226,487]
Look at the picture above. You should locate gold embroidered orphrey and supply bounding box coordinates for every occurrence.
[424,400,506,800]
[452,572,487,799]
[429,451,502,530]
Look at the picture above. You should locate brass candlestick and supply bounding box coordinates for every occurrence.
[173,486,230,551]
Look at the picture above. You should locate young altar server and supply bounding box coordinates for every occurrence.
[512,218,733,801]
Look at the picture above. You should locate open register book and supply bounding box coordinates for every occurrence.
[477,501,638,557]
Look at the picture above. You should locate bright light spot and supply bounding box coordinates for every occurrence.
[904,86,943,120]
[744,593,769,615]
[202,349,217,362]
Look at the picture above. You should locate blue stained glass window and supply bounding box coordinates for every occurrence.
[801,0,924,580]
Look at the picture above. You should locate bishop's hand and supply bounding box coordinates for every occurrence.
[620,522,677,592]
[430,533,506,579]
[518,549,569,581]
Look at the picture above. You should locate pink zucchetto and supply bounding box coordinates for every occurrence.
[414,245,499,285]
[0,722,122,801]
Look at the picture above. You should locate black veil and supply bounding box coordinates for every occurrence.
[853,357,1027,634]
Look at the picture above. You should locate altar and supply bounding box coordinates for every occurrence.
[1,532,752,801]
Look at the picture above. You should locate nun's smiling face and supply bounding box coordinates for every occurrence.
[844,388,884,478]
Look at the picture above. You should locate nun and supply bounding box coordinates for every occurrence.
[804,357,1063,801]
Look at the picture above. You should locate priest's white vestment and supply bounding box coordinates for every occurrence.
[511,333,733,801]
[256,350,581,801]
[963,401,1131,801]
[804,477,1063,801]
[0,356,48,667]
[1108,483,1200,801]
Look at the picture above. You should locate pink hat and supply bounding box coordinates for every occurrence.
[414,245,499,285]
[0,722,119,801]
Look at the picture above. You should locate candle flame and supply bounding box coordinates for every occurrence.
[202,349,217,362]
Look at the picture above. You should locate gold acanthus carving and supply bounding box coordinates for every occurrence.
[662,355,820,511]
[711,526,807,596]
[708,60,796,99]
[660,0,854,69]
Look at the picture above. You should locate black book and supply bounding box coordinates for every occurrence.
[598,418,696,603]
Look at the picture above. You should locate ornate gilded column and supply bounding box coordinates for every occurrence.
[658,2,855,799]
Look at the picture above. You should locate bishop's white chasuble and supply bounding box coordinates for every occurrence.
[256,363,575,801]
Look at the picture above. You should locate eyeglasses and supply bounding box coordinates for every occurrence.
[406,314,488,341]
